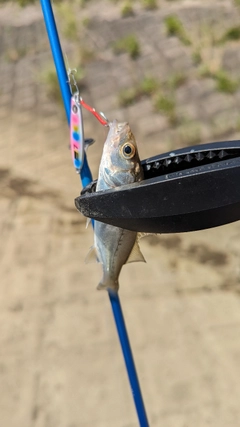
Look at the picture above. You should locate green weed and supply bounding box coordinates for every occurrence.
[19,0,35,5]
[198,65,213,79]
[167,72,187,90]
[57,3,78,40]
[215,71,238,94]
[118,88,139,106]
[80,0,91,7]
[10,0,35,6]
[118,76,159,106]
[192,49,202,66]
[113,35,140,59]
[222,26,240,42]
[121,1,134,17]
[82,17,90,27]
[141,0,158,10]
[164,15,191,45]
[199,66,239,94]
[140,76,159,95]
[154,94,177,124]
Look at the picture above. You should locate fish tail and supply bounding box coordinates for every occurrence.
[97,276,119,292]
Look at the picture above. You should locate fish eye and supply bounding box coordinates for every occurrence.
[121,143,136,159]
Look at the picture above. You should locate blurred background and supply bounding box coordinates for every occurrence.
[1,0,240,426]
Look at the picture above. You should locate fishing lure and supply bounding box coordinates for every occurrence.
[68,68,108,173]
[70,93,85,173]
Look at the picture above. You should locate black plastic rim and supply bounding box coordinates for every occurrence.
[75,140,240,233]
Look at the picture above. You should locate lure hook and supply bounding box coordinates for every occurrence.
[79,97,109,126]
[67,67,109,126]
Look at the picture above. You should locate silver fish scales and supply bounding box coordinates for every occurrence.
[88,120,146,292]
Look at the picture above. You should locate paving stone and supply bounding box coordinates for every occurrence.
[222,45,240,76]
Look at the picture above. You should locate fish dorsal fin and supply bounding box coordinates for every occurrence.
[126,240,146,264]
[85,246,100,264]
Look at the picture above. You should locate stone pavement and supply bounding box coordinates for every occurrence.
[2,1,240,157]
[1,1,240,427]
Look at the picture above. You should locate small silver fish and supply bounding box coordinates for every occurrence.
[88,120,145,292]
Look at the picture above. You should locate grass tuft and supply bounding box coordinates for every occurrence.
[121,1,134,17]
[222,26,240,42]
[192,49,202,66]
[154,94,177,124]
[141,0,158,10]
[215,71,238,94]
[164,15,191,45]
[199,66,239,94]
[118,88,139,106]
[113,34,140,59]
[56,2,78,40]
[140,76,159,95]
[80,0,91,7]
[167,72,187,90]
[118,76,159,106]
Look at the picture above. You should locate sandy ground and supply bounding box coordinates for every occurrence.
[1,105,240,427]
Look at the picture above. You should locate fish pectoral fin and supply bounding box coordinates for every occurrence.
[85,246,100,264]
[137,232,155,240]
[126,241,146,264]
[103,168,134,187]
[86,217,91,229]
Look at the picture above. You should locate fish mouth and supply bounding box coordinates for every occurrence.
[111,120,128,135]
[106,121,131,149]
[116,122,127,132]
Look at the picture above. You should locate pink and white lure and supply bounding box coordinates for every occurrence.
[70,94,85,173]
[68,67,108,172]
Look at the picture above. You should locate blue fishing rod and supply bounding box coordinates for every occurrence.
[40,1,149,426]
